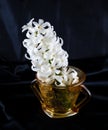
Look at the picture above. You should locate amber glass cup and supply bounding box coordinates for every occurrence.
[31,66,91,118]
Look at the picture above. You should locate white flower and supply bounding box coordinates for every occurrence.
[22,18,79,86]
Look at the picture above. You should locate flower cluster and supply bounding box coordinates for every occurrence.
[22,18,79,86]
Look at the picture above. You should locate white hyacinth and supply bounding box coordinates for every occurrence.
[22,18,79,86]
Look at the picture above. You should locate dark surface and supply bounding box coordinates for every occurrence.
[0,0,108,130]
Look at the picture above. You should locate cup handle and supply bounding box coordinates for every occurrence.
[75,85,91,109]
[31,79,43,104]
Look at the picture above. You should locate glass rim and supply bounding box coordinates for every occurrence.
[31,66,86,89]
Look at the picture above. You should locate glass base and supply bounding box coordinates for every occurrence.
[42,105,78,118]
